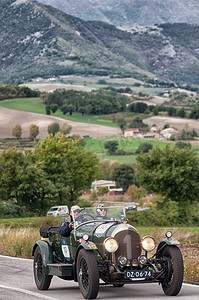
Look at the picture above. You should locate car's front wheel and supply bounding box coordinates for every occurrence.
[77,248,99,299]
[161,246,183,296]
[33,246,52,290]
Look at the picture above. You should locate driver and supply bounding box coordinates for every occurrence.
[96,204,110,220]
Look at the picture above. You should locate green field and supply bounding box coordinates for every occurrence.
[0,98,118,127]
[85,136,171,154]
[98,154,137,164]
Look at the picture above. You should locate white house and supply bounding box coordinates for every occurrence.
[124,128,141,137]
[91,180,123,193]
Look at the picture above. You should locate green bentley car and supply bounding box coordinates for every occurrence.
[32,206,184,299]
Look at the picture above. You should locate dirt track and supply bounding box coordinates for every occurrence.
[0,107,121,139]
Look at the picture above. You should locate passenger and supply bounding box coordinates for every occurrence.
[71,205,88,225]
[96,204,110,220]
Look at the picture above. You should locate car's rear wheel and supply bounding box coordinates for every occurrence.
[161,246,183,296]
[33,246,52,290]
[77,248,99,299]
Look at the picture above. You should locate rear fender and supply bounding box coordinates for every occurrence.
[156,238,180,258]
[32,240,53,267]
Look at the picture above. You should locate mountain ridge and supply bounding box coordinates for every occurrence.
[37,0,199,26]
[1,0,199,85]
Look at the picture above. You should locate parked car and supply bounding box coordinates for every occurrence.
[125,202,137,211]
[33,206,183,299]
[46,205,69,217]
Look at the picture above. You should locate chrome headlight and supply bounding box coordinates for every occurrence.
[141,236,156,252]
[104,238,118,253]
[165,231,172,238]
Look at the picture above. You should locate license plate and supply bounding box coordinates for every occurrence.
[125,270,153,279]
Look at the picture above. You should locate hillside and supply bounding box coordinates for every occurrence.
[1,1,199,85]
[38,0,199,26]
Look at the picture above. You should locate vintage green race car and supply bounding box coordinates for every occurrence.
[32,206,184,299]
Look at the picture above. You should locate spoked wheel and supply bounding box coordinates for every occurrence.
[77,249,99,299]
[33,246,52,290]
[161,246,184,296]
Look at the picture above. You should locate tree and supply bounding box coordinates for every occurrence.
[135,143,153,154]
[67,104,75,116]
[129,117,148,130]
[45,105,51,115]
[177,108,186,118]
[117,118,126,134]
[60,123,72,135]
[0,148,25,204]
[50,104,58,114]
[99,160,119,180]
[128,102,147,113]
[136,145,199,206]
[112,164,136,192]
[97,186,109,196]
[47,123,60,136]
[104,140,119,155]
[0,148,55,213]
[33,133,99,204]
[175,141,191,149]
[29,124,39,140]
[79,106,86,116]
[12,124,22,139]
[127,184,147,202]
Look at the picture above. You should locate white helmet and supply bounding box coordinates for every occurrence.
[96,203,107,214]
[70,205,80,215]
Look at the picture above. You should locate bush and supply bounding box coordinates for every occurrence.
[127,203,199,226]
[0,201,27,218]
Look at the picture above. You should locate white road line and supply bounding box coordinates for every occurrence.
[0,255,32,261]
[183,283,199,288]
[0,284,58,300]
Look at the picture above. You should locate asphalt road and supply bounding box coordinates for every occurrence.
[0,255,198,300]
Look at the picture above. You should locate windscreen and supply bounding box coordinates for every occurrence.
[71,206,126,227]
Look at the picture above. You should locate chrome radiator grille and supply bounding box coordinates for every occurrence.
[114,229,141,263]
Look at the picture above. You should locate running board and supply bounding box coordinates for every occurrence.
[47,263,74,276]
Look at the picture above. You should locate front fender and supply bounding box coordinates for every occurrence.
[79,241,98,251]
[73,241,98,281]
[32,240,53,267]
[156,238,180,258]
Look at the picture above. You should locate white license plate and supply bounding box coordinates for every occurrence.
[125,270,153,279]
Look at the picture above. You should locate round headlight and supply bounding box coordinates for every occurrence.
[104,238,118,253]
[141,236,156,252]
[83,234,89,241]
[165,231,172,238]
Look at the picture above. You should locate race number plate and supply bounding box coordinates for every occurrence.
[125,270,153,279]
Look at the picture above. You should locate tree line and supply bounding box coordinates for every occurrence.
[43,89,128,116]
[0,85,40,100]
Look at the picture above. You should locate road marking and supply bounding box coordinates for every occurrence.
[184,283,199,288]
[0,254,32,261]
[0,284,58,300]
